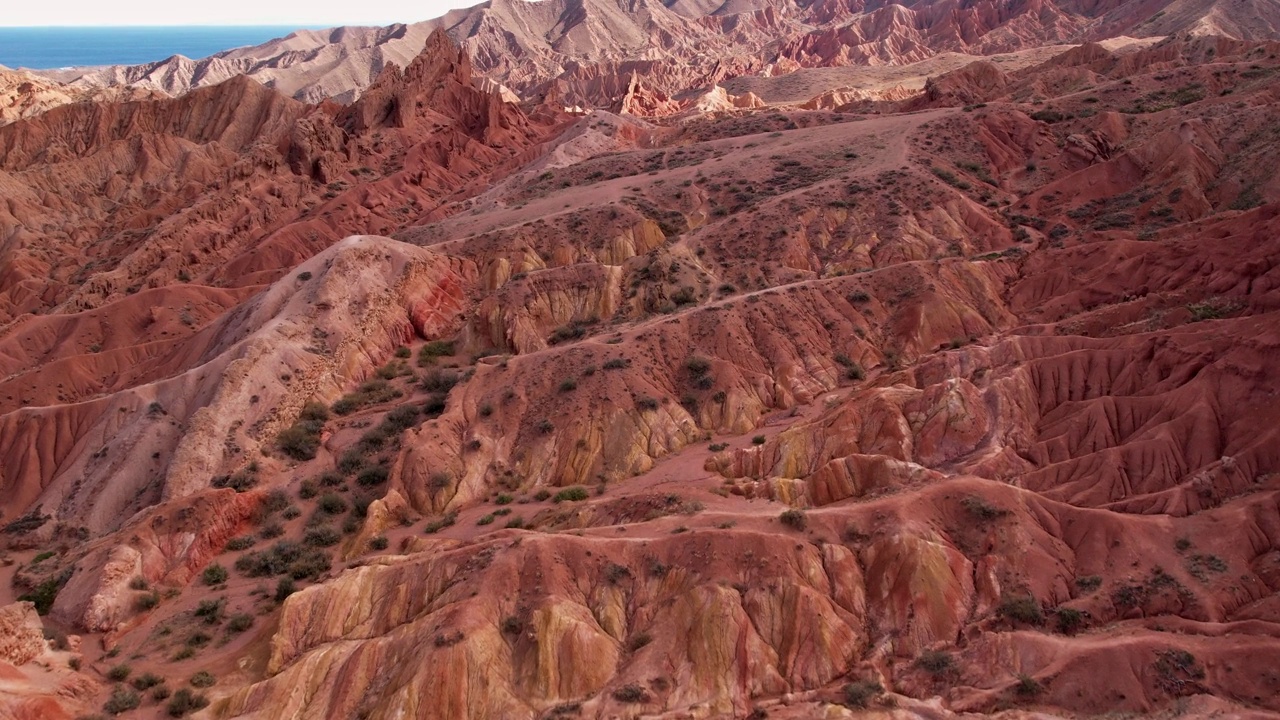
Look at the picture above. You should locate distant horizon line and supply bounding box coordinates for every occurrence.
[0,23,405,29]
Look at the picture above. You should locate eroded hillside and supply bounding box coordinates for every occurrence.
[4,32,1280,720]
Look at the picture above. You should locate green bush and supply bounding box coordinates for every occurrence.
[779,509,807,530]
[226,613,253,633]
[843,679,883,708]
[167,688,209,717]
[357,466,389,486]
[274,578,296,603]
[194,598,225,624]
[998,595,1044,625]
[106,664,132,681]
[130,672,163,691]
[915,649,955,676]
[317,493,347,514]
[201,564,228,586]
[685,356,712,376]
[189,671,216,688]
[553,487,589,503]
[104,686,141,714]
[304,526,341,547]
[1055,607,1085,634]
[612,684,649,703]
[235,541,330,580]
[417,340,455,366]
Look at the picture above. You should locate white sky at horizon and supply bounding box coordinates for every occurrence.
[1,0,483,27]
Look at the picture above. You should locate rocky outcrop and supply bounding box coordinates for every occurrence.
[0,603,45,666]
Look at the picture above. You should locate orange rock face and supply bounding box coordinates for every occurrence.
[6,21,1280,720]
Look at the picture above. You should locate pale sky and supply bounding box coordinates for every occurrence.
[1,0,481,26]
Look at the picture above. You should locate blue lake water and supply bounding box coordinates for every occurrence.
[0,27,316,69]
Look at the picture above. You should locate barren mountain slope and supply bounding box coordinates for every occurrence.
[5,32,1280,720]
[30,0,1280,117]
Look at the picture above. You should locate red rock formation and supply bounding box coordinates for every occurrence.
[5,32,1280,720]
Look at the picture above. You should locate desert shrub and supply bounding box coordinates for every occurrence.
[226,536,256,551]
[317,493,347,514]
[779,509,807,530]
[843,680,883,708]
[422,512,458,534]
[536,418,555,433]
[603,358,628,370]
[189,671,216,688]
[495,493,513,505]
[1030,109,1067,123]
[259,522,285,539]
[476,514,495,526]
[135,592,160,611]
[130,672,162,691]
[226,613,254,633]
[417,340,455,366]
[304,526,341,547]
[1075,575,1102,591]
[262,489,290,514]
[276,402,329,461]
[559,378,578,392]
[636,396,659,411]
[103,687,141,714]
[931,166,971,190]
[612,684,649,703]
[212,469,257,492]
[533,489,552,501]
[106,664,132,681]
[274,578,296,603]
[1055,607,1085,634]
[1015,674,1042,697]
[127,576,148,590]
[234,541,329,580]
[201,564,228,586]
[194,598,225,624]
[3,506,50,534]
[916,649,955,676]
[961,496,1008,521]
[420,368,460,393]
[505,516,526,529]
[383,405,421,431]
[394,346,411,358]
[369,536,389,551]
[752,435,766,445]
[357,466,389,486]
[281,504,301,520]
[166,688,209,717]
[332,379,403,415]
[152,685,171,700]
[685,356,712,376]
[553,486,590,503]
[998,595,1044,625]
